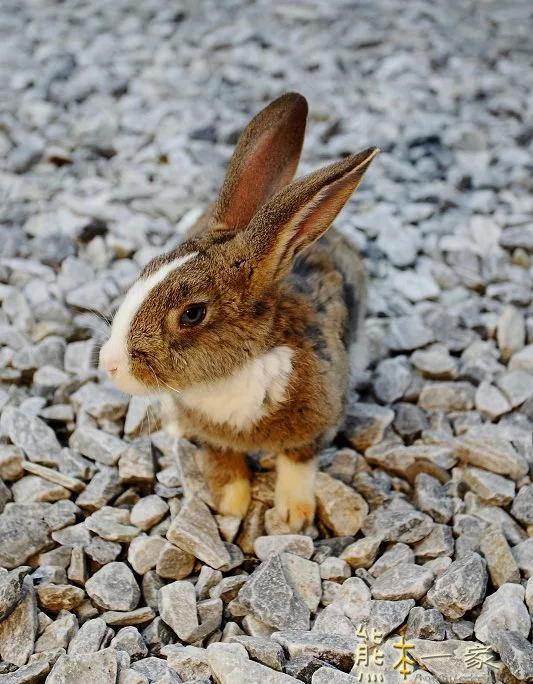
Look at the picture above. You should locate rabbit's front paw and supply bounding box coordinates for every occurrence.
[275,454,317,532]
[217,478,251,519]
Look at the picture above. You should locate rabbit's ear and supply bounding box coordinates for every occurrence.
[246,147,379,282]
[210,93,308,231]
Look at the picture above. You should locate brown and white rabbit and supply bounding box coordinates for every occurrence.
[100,93,378,531]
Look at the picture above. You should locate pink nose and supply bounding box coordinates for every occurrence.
[99,343,121,374]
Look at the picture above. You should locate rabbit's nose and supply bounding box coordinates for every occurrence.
[99,342,121,374]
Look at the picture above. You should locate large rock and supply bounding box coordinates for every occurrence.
[167,498,230,569]
[427,552,487,619]
[0,576,38,666]
[207,642,298,684]
[85,562,140,611]
[474,584,530,648]
[47,648,119,684]
[492,630,533,682]
[0,510,51,569]
[238,553,311,630]
[1,407,62,466]
[370,563,434,601]
[315,473,368,536]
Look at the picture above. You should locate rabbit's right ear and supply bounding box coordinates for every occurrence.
[210,93,308,232]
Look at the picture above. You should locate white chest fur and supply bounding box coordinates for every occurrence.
[178,345,294,431]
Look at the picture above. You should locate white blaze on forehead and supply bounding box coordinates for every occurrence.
[108,251,199,355]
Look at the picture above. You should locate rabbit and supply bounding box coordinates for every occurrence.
[100,92,378,531]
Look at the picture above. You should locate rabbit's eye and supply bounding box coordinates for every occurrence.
[180,303,206,327]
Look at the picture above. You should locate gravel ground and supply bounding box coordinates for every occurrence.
[1,0,533,682]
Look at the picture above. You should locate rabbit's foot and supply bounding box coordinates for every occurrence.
[275,453,317,532]
[217,478,251,519]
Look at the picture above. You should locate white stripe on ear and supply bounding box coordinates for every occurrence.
[103,251,199,367]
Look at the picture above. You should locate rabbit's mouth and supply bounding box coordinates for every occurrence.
[99,340,150,396]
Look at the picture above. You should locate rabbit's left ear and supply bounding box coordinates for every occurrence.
[210,93,308,232]
[244,147,379,282]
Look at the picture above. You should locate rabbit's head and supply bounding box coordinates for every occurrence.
[100,93,378,395]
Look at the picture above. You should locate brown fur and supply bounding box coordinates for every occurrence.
[117,93,378,529]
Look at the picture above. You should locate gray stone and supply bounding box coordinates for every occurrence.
[493,630,533,682]
[474,381,511,419]
[315,473,368,536]
[166,497,230,570]
[312,668,356,684]
[127,534,166,575]
[51,523,91,547]
[0,567,30,621]
[497,305,525,362]
[475,584,530,648]
[413,524,454,560]
[207,642,298,684]
[479,525,520,587]
[156,541,196,580]
[285,656,334,683]
[47,648,118,684]
[165,645,211,680]
[411,344,458,380]
[0,576,38,666]
[69,427,127,466]
[67,618,108,655]
[238,553,310,630]
[367,599,414,637]
[254,535,314,560]
[71,382,129,421]
[319,557,351,582]
[497,369,533,408]
[85,562,140,611]
[511,483,533,526]
[370,543,414,577]
[1,408,62,466]
[118,440,155,484]
[419,382,475,411]
[110,627,148,662]
[362,502,434,543]
[373,358,411,403]
[101,607,155,626]
[339,536,382,570]
[130,495,168,530]
[35,610,78,652]
[85,536,121,565]
[511,537,533,578]
[0,510,51,569]
[158,580,198,641]
[344,404,394,451]
[370,563,434,601]
[454,426,529,480]
[414,473,453,523]
[406,607,446,640]
[76,466,120,511]
[85,506,140,542]
[229,636,285,671]
[388,316,435,352]
[11,475,70,504]
[427,551,488,619]
[462,468,515,506]
[45,500,80,532]
[272,631,358,671]
[132,657,181,683]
